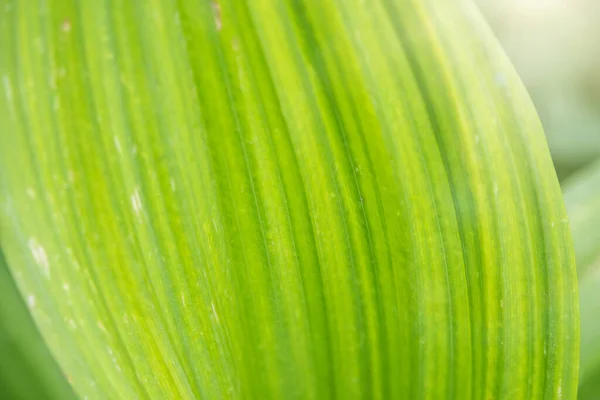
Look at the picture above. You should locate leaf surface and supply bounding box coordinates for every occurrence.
[0,0,578,399]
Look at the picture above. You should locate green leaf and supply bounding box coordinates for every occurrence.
[0,0,578,399]
[563,160,600,278]
[0,248,76,400]
[578,272,600,400]
[562,160,600,399]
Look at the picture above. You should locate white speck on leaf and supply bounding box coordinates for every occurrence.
[113,136,122,153]
[131,188,142,217]
[170,178,176,192]
[68,319,77,330]
[27,295,36,308]
[63,283,70,291]
[3,75,12,101]
[61,20,71,32]
[28,238,50,277]
[26,188,36,199]
[107,347,122,372]
[212,302,220,323]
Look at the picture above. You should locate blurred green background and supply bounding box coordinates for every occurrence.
[478,0,600,181]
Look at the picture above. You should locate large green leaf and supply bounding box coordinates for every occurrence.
[0,0,578,399]
[562,161,600,399]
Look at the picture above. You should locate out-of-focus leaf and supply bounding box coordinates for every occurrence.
[0,0,577,399]
[539,94,600,182]
[564,160,600,278]
[477,0,600,183]
[0,248,76,400]
[562,160,600,399]
[578,272,600,400]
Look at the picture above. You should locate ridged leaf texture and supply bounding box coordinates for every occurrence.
[0,0,578,399]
